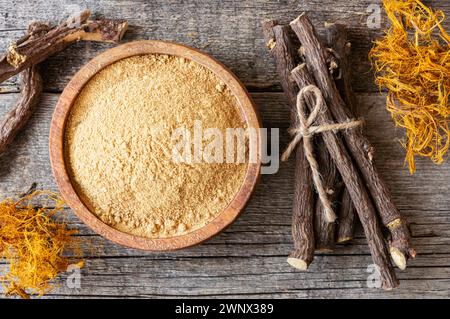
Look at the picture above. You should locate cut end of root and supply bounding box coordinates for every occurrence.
[325,209,337,223]
[390,247,407,270]
[287,257,309,271]
[266,38,276,50]
[117,21,129,42]
[336,237,352,244]
[290,13,305,26]
[387,218,402,230]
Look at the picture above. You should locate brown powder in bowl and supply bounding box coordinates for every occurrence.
[64,54,249,238]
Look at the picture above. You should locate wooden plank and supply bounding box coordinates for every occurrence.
[0,91,449,297]
[0,0,449,93]
[1,256,449,298]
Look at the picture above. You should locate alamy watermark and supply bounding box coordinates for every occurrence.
[171,120,280,175]
[367,3,382,29]
[366,264,382,289]
[65,262,83,290]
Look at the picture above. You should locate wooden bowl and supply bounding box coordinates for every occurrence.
[49,40,261,251]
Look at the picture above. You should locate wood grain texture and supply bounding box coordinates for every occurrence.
[0,92,449,298]
[0,0,449,298]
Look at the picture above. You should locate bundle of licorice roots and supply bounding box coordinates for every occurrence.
[262,14,415,290]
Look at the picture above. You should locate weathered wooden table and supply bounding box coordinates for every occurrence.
[0,0,449,299]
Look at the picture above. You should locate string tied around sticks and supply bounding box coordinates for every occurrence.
[281,85,364,223]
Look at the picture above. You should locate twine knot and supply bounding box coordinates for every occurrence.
[282,85,363,223]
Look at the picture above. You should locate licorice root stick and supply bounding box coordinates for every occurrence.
[0,65,42,156]
[0,10,128,83]
[262,20,315,270]
[314,145,339,252]
[324,22,358,244]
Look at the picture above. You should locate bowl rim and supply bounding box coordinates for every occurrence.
[49,40,261,251]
